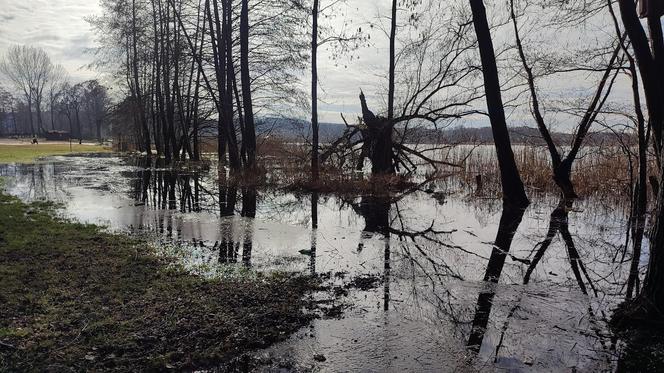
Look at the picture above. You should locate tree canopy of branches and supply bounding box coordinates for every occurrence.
[0,45,54,137]
[322,1,484,176]
[90,0,309,169]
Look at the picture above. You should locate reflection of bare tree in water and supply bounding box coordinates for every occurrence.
[352,195,392,310]
[524,198,597,295]
[309,192,319,275]
[129,158,206,215]
[217,177,238,263]
[1,164,68,201]
[214,177,258,266]
[471,199,613,363]
[128,164,259,267]
[241,187,257,267]
[352,191,468,312]
[467,204,526,353]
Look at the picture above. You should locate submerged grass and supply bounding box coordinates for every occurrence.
[0,144,112,164]
[0,192,315,371]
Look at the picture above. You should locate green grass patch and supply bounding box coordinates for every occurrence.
[0,144,112,164]
[0,192,314,371]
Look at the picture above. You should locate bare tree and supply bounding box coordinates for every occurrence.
[0,45,54,137]
[0,85,14,136]
[307,0,365,180]
[469,0,528,207]
[508,0,625,200]
[81,80,110,143]
[240,0,257,169]
[60,82,84,144]
[46,64,69,132]
[322,2,483,176]
[612,0,664,326]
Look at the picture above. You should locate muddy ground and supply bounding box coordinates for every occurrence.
[0,192,317,371]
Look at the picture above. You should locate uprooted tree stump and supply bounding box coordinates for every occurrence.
[320,91,461,176]
[358,91,395,174]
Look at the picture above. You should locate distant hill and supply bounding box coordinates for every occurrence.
[255,117,633,146]
[257,117,347,143]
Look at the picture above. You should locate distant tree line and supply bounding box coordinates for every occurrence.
[0,45,110,143]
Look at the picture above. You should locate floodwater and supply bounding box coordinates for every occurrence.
[0,154,643,372]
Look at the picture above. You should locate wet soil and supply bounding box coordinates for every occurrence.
[0,192,316,372]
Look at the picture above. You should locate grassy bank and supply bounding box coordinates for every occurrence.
[0,192,314,371]
[0,143,112,164]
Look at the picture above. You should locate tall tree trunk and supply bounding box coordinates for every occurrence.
[613,0,664,326]
[618,0,664,159]
[151,0,164,158]
[27,98,35,137]
[50,95,56,131]
[240,0,257,169]
[626,48,649,300]
[192,40,203,162]
[469,0,528,207]
[166,1,179,161]
[35,99,44,136]
[223,0,241,171]
[232,71,247,166]
[132,0,152,157]
[388,0,396,120]
[311,0,320,180]
[75,108,83,145]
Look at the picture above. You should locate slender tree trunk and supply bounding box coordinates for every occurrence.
[192,24,203,162]
[618,0,664,158]
[35,99,44,136]
[469,0,528,207]
[388,0,397,120]
[223,0,241,171]
[132,0,152,157]
[50,95,56,131]
[311,0,320,180]
[210,0,230,165]
[626,52,649,300]
[151,0,164,158]
[613,0,664,326]
[26,98,35,137]
[232,71,247,165]
[240,0,257,169]
[75,108,82,145]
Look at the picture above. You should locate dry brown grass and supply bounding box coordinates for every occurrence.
[447,145,649,198]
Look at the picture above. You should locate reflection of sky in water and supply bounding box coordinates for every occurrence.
[0,155,635,372]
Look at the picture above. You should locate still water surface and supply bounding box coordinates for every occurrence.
[0,154,638,372]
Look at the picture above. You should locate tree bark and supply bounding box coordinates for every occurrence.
[311,0,320,180]
[240,0,257,169]
[223,0,241,171]
[359,91,394,174]
[618,0,664,158]
[469,0,528,208]
[611,0,664,326]
[132,0,152,157]
[388,0,397,120]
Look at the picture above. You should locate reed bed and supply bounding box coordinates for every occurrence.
[443,144,648,198]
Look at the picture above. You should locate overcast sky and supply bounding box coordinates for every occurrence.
[0,0,102,80]
[0,0,403,123]
[0,0,634,128]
